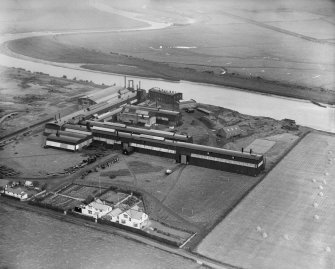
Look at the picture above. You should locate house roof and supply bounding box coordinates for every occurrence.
[6,187,27,195]
[88,199,112,211]
[109,208,123,217]
[125,208,145,220]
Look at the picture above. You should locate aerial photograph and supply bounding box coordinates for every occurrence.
[0,0,334,268]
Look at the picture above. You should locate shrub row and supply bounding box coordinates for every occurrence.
[28,200,64,213]
[98,218,179,247]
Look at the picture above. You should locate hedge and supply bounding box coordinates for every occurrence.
[28,200,64,213]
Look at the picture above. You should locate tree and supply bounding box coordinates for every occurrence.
[84,194,94,205]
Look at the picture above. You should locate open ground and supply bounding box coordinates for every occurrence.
[197,131,335,269]
[0,66,108,137]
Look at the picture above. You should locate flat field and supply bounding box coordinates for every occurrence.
[197,132,335,269]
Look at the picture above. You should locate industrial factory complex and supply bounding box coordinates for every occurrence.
[41,82,265,176]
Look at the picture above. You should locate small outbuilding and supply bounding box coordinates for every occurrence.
[217,125,242,139]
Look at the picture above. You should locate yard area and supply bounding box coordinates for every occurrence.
[0,132,86,177]
[76,152,263,233]
[196,131,335,269]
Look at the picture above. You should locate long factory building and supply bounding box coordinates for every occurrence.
[45,121,264,176]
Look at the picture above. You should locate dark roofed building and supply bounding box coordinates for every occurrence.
[119,105,182,125]
[148,87,182,105]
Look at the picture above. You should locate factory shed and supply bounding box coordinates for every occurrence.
[121,104,181,125]
[217,125,242,139]
[78,86,127,106]
[45,132,93,151]
[117,110,156,127]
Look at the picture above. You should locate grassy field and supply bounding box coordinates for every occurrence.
[5,0,335,103]
[197,131,335,269]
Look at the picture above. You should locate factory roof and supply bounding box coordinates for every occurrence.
[89,120,190,141]
[123,105,180,116]
[175,140,262,160]
[47,133,91,144]
[63,124,91,133]
[80,86,126,104]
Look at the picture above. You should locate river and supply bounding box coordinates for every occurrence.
[0,2,334,133]
[0,51,334,132]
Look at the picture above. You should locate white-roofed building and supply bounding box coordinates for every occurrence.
[118,206,148,229]
[4,187,28,200]
[81,199,112,219]
[78,86,136,107]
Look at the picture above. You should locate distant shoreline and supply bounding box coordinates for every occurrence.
[81,62,335,105]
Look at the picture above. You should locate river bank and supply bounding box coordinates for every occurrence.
[6,36,335,105]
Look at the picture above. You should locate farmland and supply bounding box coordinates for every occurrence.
[196,131,335,269]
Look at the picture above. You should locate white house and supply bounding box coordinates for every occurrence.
[4,187,28,200]
[118,206,149,229]
[81,199,112,219]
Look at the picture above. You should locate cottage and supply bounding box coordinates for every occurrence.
[81,199,112,219]
[4,187,28,200]
[118,206,148,229]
